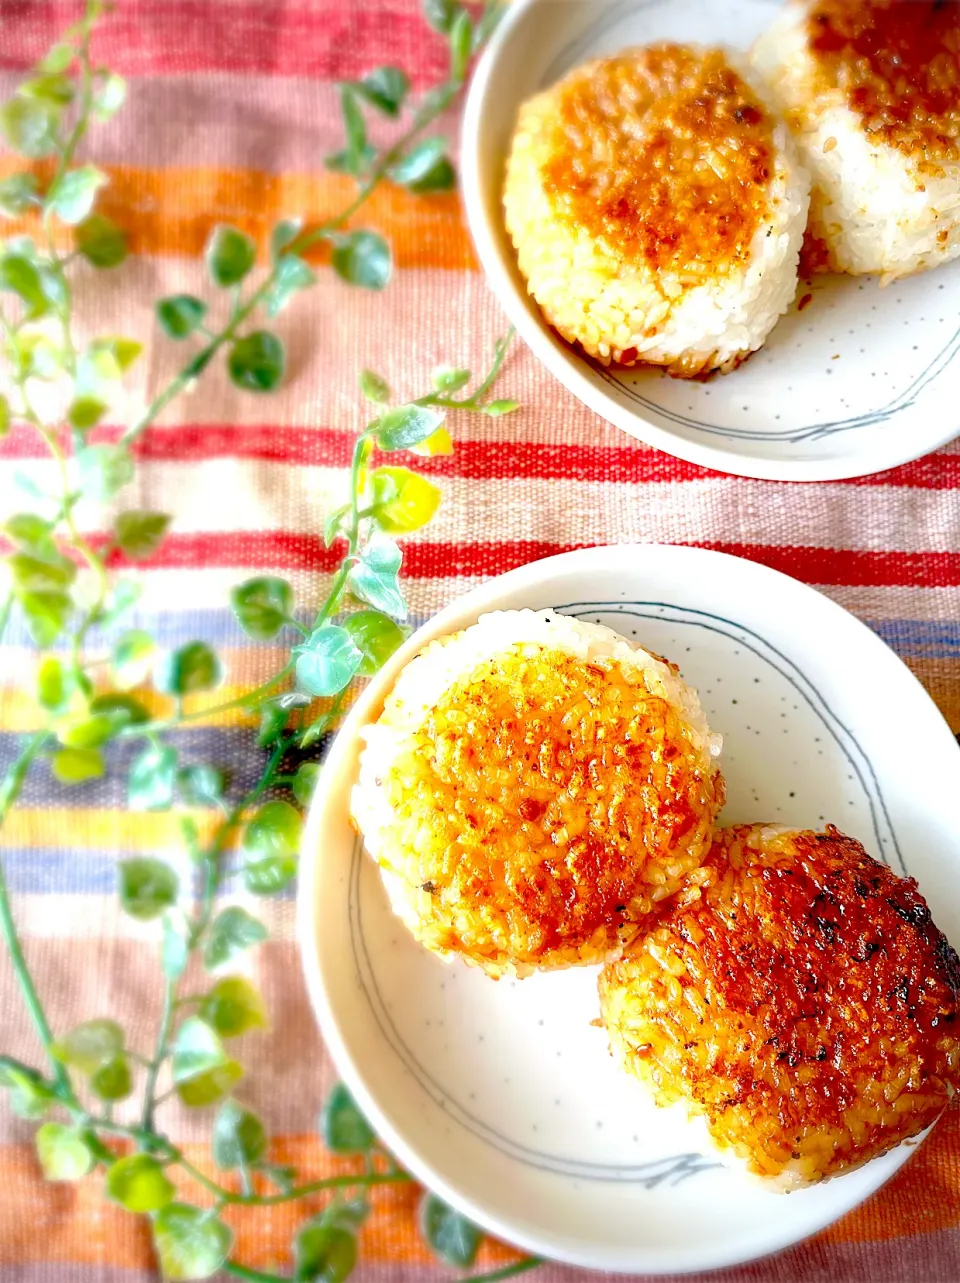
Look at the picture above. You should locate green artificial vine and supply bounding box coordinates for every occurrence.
[0,2,540,1279]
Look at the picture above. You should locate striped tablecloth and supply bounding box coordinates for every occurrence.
[0,3,958,1281]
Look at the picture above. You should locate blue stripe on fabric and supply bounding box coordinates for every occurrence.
[0,846,259,896]
[0,726,330,809]
[5,609,960,658]
[866,618,960,660]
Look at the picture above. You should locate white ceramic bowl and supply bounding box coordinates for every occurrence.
[460,0,960,482]
[298,544,960,1274]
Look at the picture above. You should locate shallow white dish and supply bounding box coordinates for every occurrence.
[298,544,960,1274]
[460,0,960,482]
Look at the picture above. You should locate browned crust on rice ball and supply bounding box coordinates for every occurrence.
[599,824,960,1186]
[806,0,960,167]
[539,44,776,276]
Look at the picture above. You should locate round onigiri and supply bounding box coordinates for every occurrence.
[752,0,960,280]
[598,824,960,1189]
[351,610,724,979]
[502,43,810,377]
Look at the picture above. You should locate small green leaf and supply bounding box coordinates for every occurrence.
[207,225,256,288]
[172,1017,229,1081]
[156,641,223,696]
[368,466,442,534]
[128,744,179,811]
[212,1099,268,1170]
[51,746,104,784]
[346,535,406,620]
[76,443,134,501]
[295,1223,357,1283]
[162,910,191,980]
[244,800,302,859]
[448,8,474,82]
[320,1083,375,1155]
[295,625,363,697]
[0,393,9,437]
[325,143,376,176]
[423,0,463,34]
[291,761,321,807]
[432,366,471,393]
[174,1042,243,1109]
[271,218,303,261]
[339,84,369,174]
[112,629,156,689]
[92,72,126,121]
[67,395,108,432]
[204,907,267,970]
[91,335,142,373]
[113,510,171,561]
[153,1204,233,1280]
[0,96,59,158]
[331,230,391,291]
[36,1123,94,1182]
[257,701,289,747]
[90,1055,133,1102]
[242,800,302,894]
[88,692,149,731]
[106,1153,175,1213]
[57,712,116,750]
[19,590,71,646]
[228,331,285,393]
[0,1058,57,1120]
[483,399,520,416]
[39,43,74,74]
[19,73,74,106]
[359,369,390,403]
[419,1192,481,1268]
[375,403,444,452]
[231,577,294,640]
[6,512,54,552]
[75,213,127,268]
[156,295,208,340]
[47,164,107,225]
[177,763,224,807]
[200,976,267,1039]
[356,67,410,117]
[0,252,48,317]
[0,172,39,217]
[243,853,297,896]
[51,1019,124,1074]
[266,254,317,317]
[388,138,451,191]
[37,655,68,710]
[8,550,75,593]
[342,609,405,676]
[323,503,350,548]
[119,858,179,919]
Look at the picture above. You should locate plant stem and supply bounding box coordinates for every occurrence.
[0,732,69,1091]
[117,662,295,739]
[140,977,175,1131]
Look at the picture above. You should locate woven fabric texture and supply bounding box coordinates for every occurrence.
[0,2,957,1281]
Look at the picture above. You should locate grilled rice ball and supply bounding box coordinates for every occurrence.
[503,43,810,377]
[752,0,960,279]
[351,610,724,979]
[599,824,960,1188]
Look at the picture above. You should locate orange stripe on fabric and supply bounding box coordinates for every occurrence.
[0,1111,957,1266]
[0,159,477,271]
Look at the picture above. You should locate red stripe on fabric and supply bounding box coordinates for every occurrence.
[89,533,960,588]
[4,421,960,489]
[0,1,448,84]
